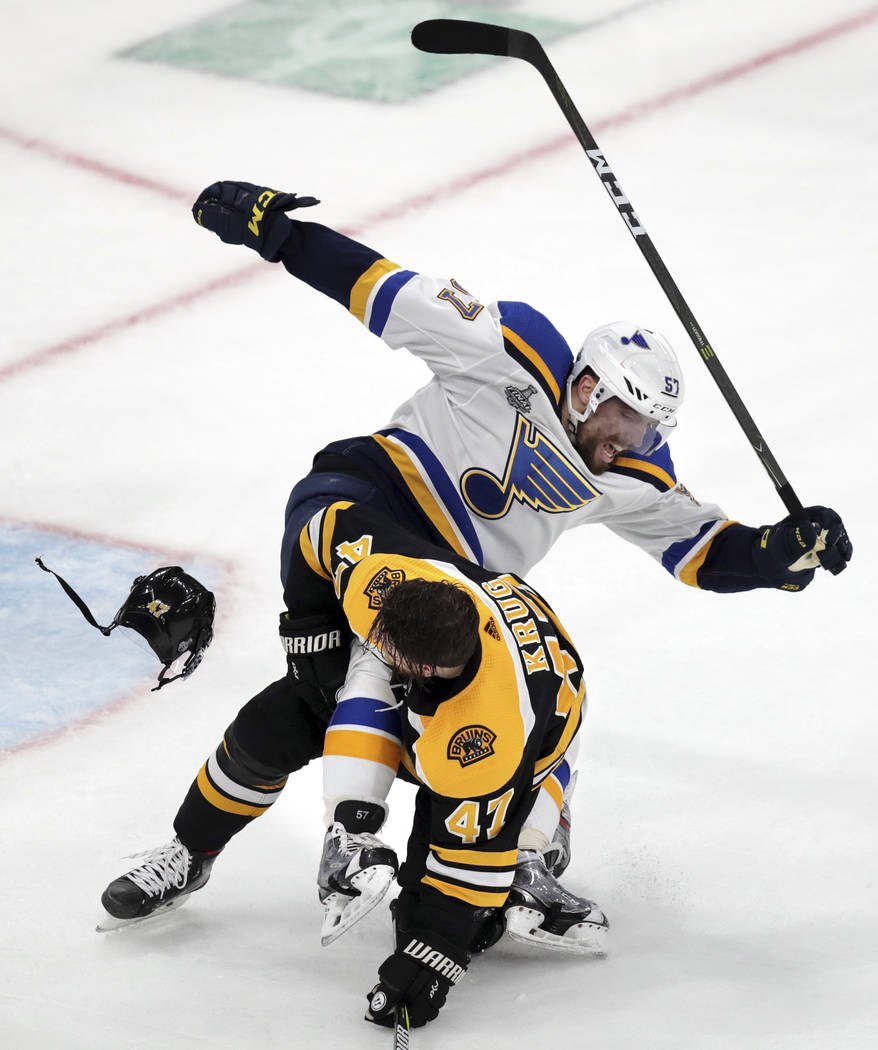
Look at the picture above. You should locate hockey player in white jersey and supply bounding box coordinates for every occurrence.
[101,182,851,962]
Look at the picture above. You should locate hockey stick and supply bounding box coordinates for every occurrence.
[394,1005,411,1049]
[411,19,803,516]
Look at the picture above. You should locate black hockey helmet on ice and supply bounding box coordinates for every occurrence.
[115,567,216,688]
[36,558,215,690]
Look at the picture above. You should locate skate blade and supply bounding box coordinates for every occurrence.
[96,894,189,933]
[504,905,609,957]
[320,864,395,947]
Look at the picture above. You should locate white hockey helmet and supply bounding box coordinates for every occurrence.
[566,322,685,455]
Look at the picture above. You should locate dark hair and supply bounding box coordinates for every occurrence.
[368,579,479,682]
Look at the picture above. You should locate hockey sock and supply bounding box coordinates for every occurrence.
[173,733,289,853]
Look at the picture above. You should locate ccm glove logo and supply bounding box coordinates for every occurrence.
[247,190,279,236]
[401,938,465,985]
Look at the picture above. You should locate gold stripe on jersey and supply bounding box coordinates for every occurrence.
[350,259,401,323]
[500,325,562,405]
[321,501,354,580]
[371,433,471,560]
[298,518,331,581]
[422,875,510,908]
[196,765,271,817]
[678,519,736,587]
[431,845,518,868]
[613,455,675,490]
[323,727,402,771]
[532,680,584,781]
[541,770,565,811]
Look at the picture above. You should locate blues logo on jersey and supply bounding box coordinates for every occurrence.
[460,413,601,519]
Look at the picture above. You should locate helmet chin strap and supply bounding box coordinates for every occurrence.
[35,557,119,636]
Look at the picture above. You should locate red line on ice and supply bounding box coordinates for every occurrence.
[0,515,237,759]
[1,4,875,386]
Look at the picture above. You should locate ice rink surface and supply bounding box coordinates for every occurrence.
[1,1,876,1047]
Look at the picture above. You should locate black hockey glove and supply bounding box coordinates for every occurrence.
[279,613,351,720]
[192,181,319,262]
[752,505,852,590]
[365,929,469,1029]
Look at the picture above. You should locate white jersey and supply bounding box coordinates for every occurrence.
[343,260,728,584]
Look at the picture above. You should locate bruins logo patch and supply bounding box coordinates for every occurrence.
[364,566,406,610]
[447,725,497,767]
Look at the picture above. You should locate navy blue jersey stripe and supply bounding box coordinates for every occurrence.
[328,695,402,734]
[384,428,485,565]
[502,336,560,407]
[609,462,674,492]
[661,518,718,574]
[498,301,573,393]
[369,269,417,335]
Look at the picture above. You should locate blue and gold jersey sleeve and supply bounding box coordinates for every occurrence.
[497,301,573,412]
[610,442,677,492]
[689,520,777,592]
[279,220,416,324]
[602,451,740,589]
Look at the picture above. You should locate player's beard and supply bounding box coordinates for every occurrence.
[573,428,624,475]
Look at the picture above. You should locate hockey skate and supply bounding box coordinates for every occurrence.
[504,849,609,957]
[318,822,398,946]
[97,836,218,932]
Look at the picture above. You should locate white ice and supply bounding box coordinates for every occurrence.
[1,1,876,1048]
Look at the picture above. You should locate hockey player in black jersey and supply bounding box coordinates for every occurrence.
[100,181,851,947]
[288,501,605,1027]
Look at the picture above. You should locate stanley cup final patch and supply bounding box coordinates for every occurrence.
[447,725,497,766]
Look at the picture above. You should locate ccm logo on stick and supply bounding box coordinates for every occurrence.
[586,148,646,236]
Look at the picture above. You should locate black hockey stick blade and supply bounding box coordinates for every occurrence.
[412,18,513,57]
[412,19,553,69]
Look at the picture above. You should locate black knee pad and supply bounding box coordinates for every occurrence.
[227,675,327,777]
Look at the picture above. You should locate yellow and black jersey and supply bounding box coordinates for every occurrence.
[288,500,584,910]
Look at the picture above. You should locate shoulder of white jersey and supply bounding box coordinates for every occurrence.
[608,441,678,492]
[496,301,573,412]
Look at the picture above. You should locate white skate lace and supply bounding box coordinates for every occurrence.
[337,828,384,856]
[124,840,191,896]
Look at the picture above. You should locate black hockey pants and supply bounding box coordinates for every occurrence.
[173,674,331,853]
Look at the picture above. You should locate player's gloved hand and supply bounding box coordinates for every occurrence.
[365,929,469,1029]
[753,506,852,589]
[192,181,319,262]
[279,613,351,719]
